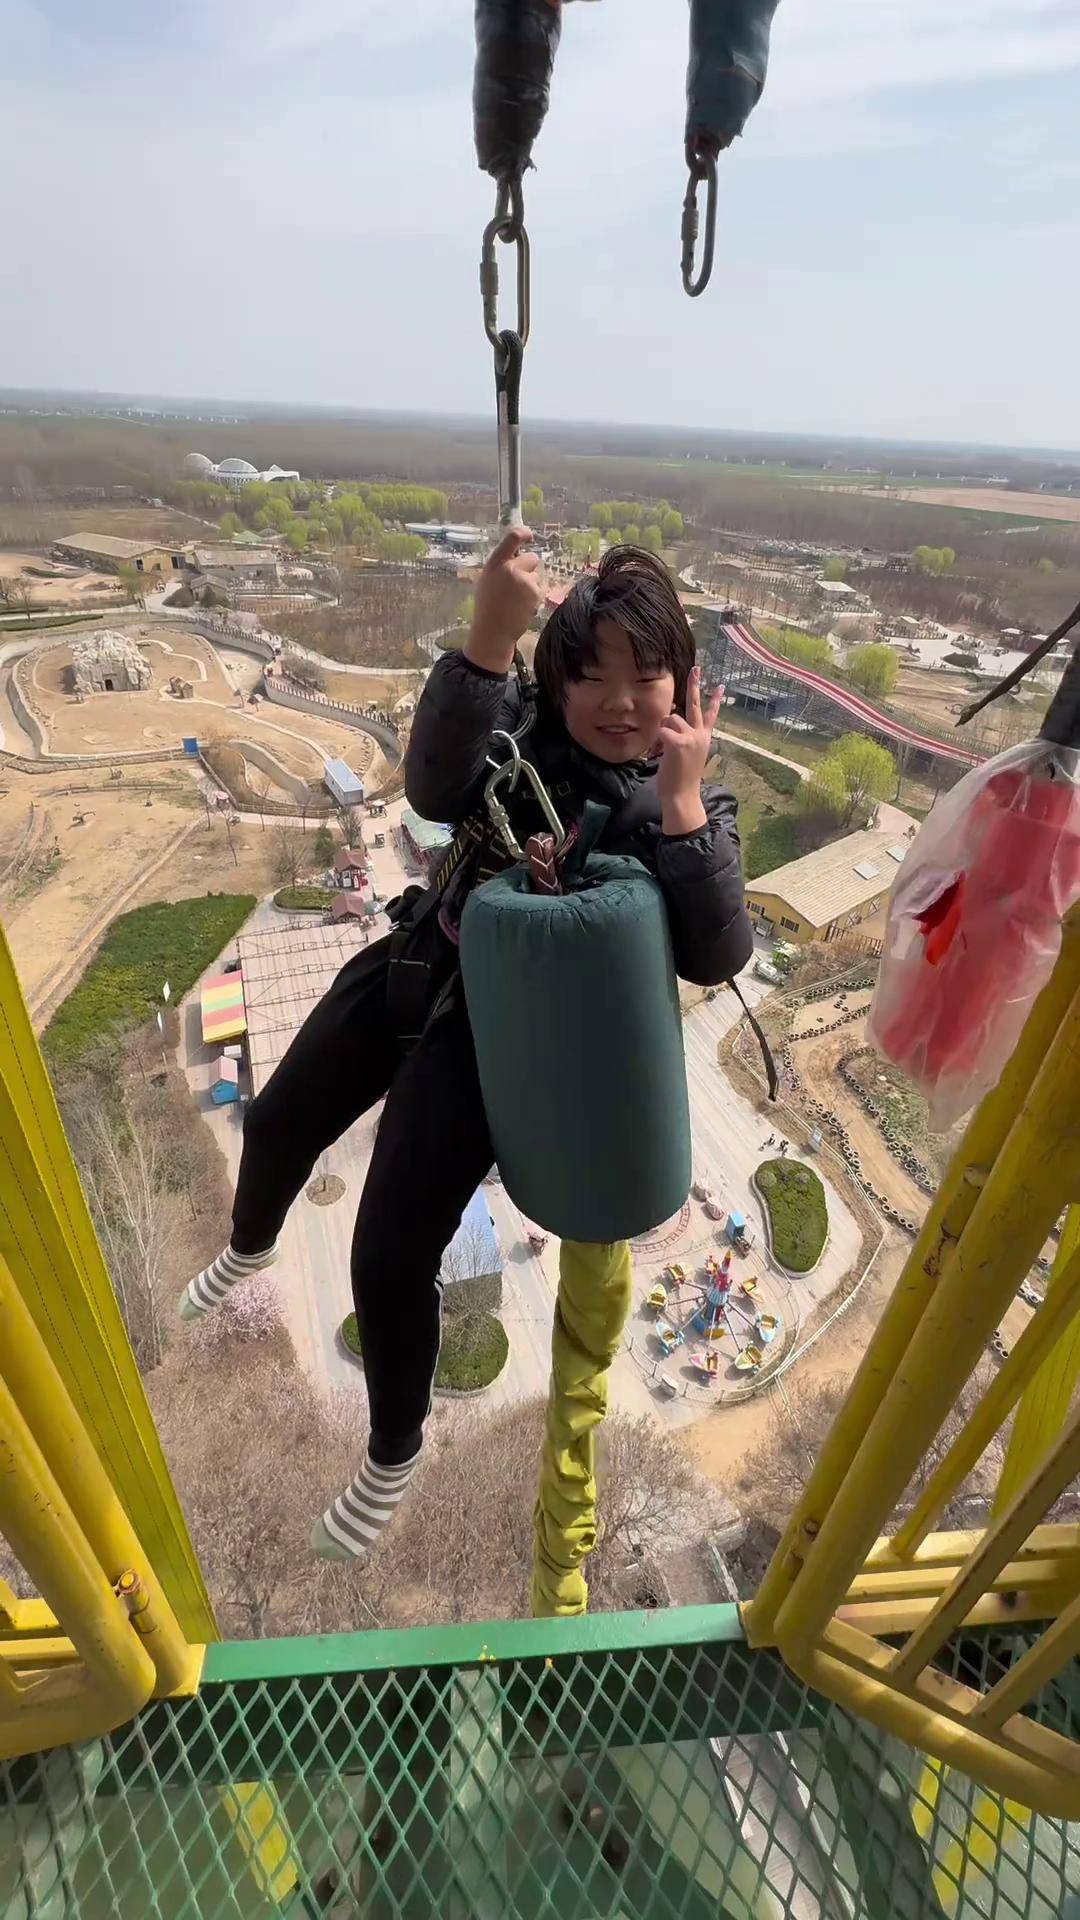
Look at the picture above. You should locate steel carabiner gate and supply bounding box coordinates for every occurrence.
[680,138,718,298]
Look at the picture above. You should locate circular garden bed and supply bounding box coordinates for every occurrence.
[339,1310,508,1392]
[755,1158,828,1272]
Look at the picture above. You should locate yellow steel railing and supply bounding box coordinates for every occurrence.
[748,908,1080,1820]
[0,921,216,1643]
[0,1250,203,1759]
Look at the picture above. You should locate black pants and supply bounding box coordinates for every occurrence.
[232,930,493,1466]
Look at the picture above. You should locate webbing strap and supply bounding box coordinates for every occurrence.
[730,979,780,1100]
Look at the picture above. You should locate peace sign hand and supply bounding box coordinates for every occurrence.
[656,666,722,835]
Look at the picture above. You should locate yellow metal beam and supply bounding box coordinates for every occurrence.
[785,1631,1080,1820]
[995,1203,1080,1515]
[0,1597,60,1637]
[746,908,1080,1647]
[837,1589,1070,1639]
[845,1552,1079,1603]
[1,1254,201,1698]
[864,1522,1079,1571]
[889,1407,1080,1685]
[772,965,1080,1663]
[0,1366,155,1760]
[888,1237,1080,1558]
[973,1591,1080,1730]
[0,1637,78,1668]
[0,920,216,1643]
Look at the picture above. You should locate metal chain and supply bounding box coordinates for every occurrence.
[480,177,531,526]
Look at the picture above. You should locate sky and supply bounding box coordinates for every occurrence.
[2,0,1080,447]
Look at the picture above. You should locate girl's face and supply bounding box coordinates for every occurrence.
[561,618,675,763]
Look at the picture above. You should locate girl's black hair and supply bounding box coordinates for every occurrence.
[534,544,696,710]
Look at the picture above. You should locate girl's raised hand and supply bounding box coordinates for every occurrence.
[466,526,543,673]
[656,667,722,834]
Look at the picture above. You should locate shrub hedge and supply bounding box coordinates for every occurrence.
[43,894,255,1067]
[755,1157,828,1271]
[339,1309,509,1391]
[274,886,333,912]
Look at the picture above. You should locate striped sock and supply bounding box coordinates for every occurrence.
[178,1242,279,1321]
[311,1451,421,1562]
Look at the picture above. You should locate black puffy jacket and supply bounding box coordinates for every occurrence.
[404,652,754,989]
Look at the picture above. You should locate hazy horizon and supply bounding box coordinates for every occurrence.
[5,385,1080,469]
[3,0,1080,448]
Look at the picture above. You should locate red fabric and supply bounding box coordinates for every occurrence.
[876,767,1080,1093]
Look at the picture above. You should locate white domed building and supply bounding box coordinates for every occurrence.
[184,452,300,490]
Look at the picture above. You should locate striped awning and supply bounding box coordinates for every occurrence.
[201,971,246,1046]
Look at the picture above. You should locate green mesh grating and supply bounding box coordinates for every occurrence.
[1,1610,1077,1920]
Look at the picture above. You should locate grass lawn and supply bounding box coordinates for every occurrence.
[0,611,112,632]
[43,893,255,1067]
[756,1158,828,1272]
[340,1309,509,1390]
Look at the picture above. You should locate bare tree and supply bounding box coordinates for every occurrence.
[741,1362,1003,1541]
[439,1219,500,1305]
[59,1070,183,1370]
[0,576,16,616]
[9,579,33,623]
[280,650,325,693]
[335,802,364,849]
[246,767,270,830]
[271,821,308,889]
[147,1371,722,1638]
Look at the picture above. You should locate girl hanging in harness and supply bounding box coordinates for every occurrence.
[179,531,752,1560]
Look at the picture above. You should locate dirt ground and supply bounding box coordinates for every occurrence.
[23,627,387,789]
[891,665,1040,762]
[789,988,874,1041]
[0,503,211,547]
[0,549,127,608]
[894,664,973,727]
[888,487,1080,523]
[681,1229,908,1492]
[0,766,290,1022]
[316,667,423,710]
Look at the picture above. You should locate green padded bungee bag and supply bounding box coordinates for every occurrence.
[459,850,692,1241]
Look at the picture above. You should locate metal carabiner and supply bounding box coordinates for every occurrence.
[484,753,568,864]
[680,141,718,298]
[486,727,524,790]
[481,177,530,354]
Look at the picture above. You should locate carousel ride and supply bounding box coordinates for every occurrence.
[644,1226,785,1390]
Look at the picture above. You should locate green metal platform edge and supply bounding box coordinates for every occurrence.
[200,1603,746,1684]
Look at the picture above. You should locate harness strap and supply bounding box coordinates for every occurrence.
[729,980,780,1100]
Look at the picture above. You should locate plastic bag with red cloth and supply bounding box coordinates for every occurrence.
[868,739,1080,1129]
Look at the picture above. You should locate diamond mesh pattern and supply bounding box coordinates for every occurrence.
[1,1627,1076,1919]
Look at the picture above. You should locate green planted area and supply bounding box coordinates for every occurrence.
[340,1308,509,1390]
[0,610,97,632]
[729,743,803,797]
[744,814,798,880]
[756,1157,828,1272]
[274,885,333,912]
[43,894,255,1067]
